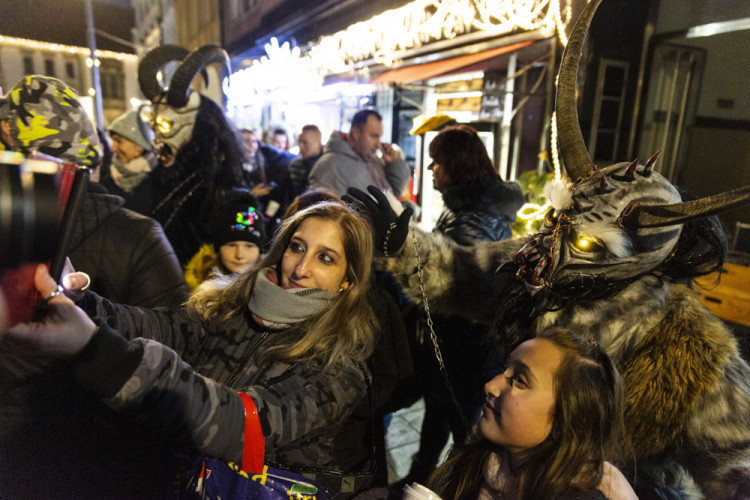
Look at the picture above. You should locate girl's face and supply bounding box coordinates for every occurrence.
[280,217,350,292]
[219,241,260,274]
[480,338,563,460]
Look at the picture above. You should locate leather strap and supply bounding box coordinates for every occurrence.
[238,392,264,473]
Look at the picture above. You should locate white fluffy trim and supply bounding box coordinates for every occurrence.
[543,179,574,212]
[577,221,632,258]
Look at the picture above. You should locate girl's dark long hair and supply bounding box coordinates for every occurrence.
[427,435,494,500]
[429,327,629,500]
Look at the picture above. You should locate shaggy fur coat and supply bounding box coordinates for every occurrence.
[383,227,750,499]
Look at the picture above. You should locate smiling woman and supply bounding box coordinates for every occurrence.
[281,217,350,292]
[3,201,378,498]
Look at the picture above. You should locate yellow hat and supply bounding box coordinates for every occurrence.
[409,114,456,135]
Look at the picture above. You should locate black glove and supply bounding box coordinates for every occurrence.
[343,186,413,255]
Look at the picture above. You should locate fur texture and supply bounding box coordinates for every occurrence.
[383,226,750,499]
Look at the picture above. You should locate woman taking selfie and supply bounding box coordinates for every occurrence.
[4,201,376,497]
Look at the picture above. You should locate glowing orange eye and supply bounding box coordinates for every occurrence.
[571,235,605,253]
[156,117,172,134]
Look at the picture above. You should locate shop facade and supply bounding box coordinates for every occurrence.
[222,0,581,228]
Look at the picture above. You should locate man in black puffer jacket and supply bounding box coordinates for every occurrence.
[69,134,188,309]
[0,75,188,498]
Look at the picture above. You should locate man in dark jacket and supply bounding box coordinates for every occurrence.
[241,129,296,238]
[0,75,188,498]
[72,133,188,309]
[288,124,324,198]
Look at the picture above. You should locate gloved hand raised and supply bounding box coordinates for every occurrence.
[343,186,413,256]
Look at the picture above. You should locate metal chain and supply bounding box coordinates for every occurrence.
[409,228,470,430]
[152,170,201,215]
[382,221,397,258]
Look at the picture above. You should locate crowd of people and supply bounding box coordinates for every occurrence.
[4,0,750,494]
[0,40,724,500]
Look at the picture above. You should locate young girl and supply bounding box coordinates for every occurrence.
[4,201,377,498]
[427,327,637,500]
[185,190,267,290]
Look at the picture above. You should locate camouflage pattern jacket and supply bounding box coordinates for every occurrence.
[74,292,369,471]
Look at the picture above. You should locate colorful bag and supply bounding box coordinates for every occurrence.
[187,459,332,500]
[184,392,332,499]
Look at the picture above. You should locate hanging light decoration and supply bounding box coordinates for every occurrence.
[226,37,324,107]
[0,35,138,61]
[229,0,576,98]
[307,0,575,75]
[515,111,565,229]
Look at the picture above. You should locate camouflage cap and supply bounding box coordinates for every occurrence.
[7,75,101,167]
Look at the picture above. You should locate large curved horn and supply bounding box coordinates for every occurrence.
[167,45,231,108]
[138,45,190,100]
[619,185,750,229]
[556,0,601,180]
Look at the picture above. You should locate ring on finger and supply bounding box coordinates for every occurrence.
[43,285,65,304]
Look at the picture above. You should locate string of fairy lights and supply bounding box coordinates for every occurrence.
[229,0,575,98]
[0,35,138,62]
[515,111,564,230]
[308,0,573,74]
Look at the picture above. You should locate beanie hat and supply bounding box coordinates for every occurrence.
[7,75,101,167]
[213,196,266,250]
[108,109,153,152]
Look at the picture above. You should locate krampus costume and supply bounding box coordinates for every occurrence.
[345,1,750,498]
[137,45,247,264]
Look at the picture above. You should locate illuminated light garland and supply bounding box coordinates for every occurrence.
[550,0,574,46]
[226,37,324,107]
[550,110,562,182]
[517,199,552,221]
[0,35,138,61]
[306,0,574,75]
[230,0,576,98]
[514,111,565,229]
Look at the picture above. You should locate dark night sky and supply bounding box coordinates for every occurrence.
[0,0,136,53]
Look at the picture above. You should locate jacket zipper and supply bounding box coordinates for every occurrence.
[226,330,270,388]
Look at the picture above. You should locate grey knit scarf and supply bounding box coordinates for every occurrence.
[247,268,337,329]
[110,156,152,193]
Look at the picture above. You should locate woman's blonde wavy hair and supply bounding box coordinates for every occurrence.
[187,201,376,369]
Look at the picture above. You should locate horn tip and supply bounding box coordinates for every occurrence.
[598,174,615,193]
[625,158,639,180]
[642,151,662,177]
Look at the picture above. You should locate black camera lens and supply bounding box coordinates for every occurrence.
[0,163,60,270]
